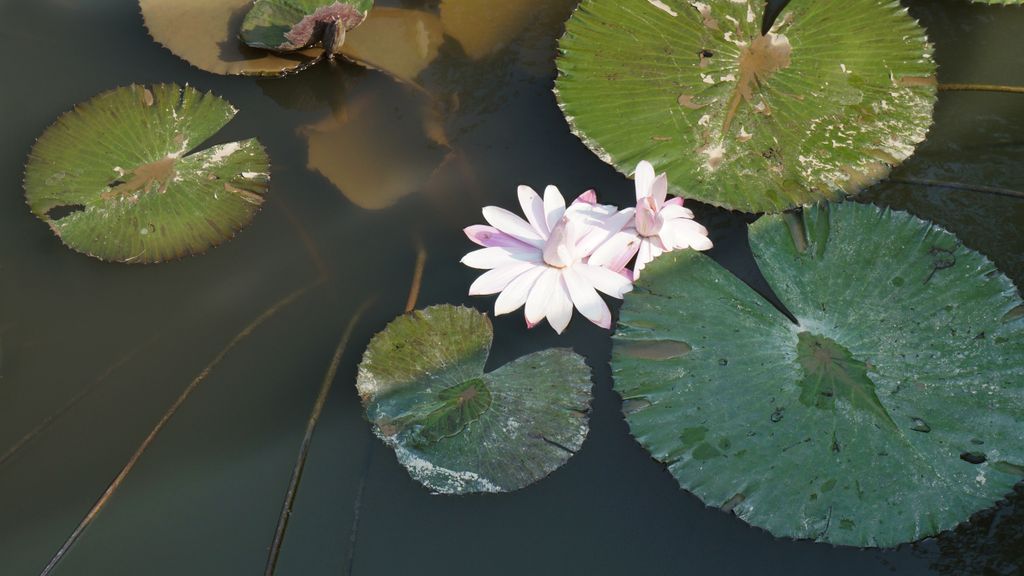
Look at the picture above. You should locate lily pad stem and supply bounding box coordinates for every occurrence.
[938,83,1024,95]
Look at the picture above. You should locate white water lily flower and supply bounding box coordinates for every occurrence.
[590,160,712,279]
[462,185,633,334]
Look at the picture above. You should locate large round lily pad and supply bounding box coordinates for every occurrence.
[241,0,373,54]
[140,0,321,76]
[612,201,1024,546]
[357,305,593,494]
[555,0,937,213]
[24,84,269,263]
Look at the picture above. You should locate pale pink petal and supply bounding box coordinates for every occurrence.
[635,201,661,237]
[482,206,544,248]
[563,267,612,329]
[635,240,657,276]
[660,204,695,220]
[574,207,636,257]
[543,185,567,232]
[461,246,540,270]
[634,160,656,200]
[651,172,669,207]
[573,189,597,205]
[574,262,633,299]
[494,266,545,315]
[660,219,710,250]
[664,197,685,207]
[464,225,535,250]
[517,185,549,238]
[542,217,574,268]
[469,262,535,295]
[589,229,641,271]
[545,274,574,334]
[689,234,714,251]
[525,268,559,326]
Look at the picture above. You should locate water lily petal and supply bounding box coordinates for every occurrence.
[469,261,536,295]
[660,204,695,221]
[574,262,633,299]
[462,246,540,270]
[543,185,567,232]
[564,266,611,329]
[494,266,545,315]
[635,201,661,237]
[525,267,559,326]
[634,160,656,200]
[573,189,597,205]
[661,218,711,251]
[483,206,545,248]
[574,207,636,257]
[546,274,574,334]
[651,172,669,207]
[517,185,550,238]
[664,196,685,207]
[464,225,535,250]
[635,237,666,277]
[589,229,641,272]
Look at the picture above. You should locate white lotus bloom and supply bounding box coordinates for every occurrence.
[462,185,633,334]
[590,160,712,279]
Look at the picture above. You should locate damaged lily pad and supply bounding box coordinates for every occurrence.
[24,84,269,263]
[357,305,592,494]
[240,0,373,56]
[556,0,937,213]
[140,0,321,76]
[613,201,1024,546]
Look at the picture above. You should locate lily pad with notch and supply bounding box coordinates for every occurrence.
[357,305,593,494]
[24,84,269,263]
[240,0,373,56]
[612,201,1024,546]
[556,0,937,213]
[140,0,322,76]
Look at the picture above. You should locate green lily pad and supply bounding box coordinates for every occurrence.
[612,201,1024,546]
[241,0,373,54]
[357,305,593,494]
[139,0,323,77]
[555,0,937,213]
[24,84,269,263]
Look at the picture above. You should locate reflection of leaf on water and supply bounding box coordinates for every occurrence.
[24,84,269,263]
[916,484,1023,576]
[298,77,450,210]
[139,0,322,76]
[439,0,542,60]
[341,7,444,86]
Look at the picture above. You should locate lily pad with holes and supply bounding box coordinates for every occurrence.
[24,84,269,263]
[140,0,322,76]
[241,0,373,55]
[357,305,592,494]
[556,0,937,213]
[612,201,1024,546]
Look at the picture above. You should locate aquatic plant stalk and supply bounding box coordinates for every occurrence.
[405,236,428,313]
[38,282,320,576]
[264,298,374,576]
[938,83,1024,95]
[888,177,1024,201]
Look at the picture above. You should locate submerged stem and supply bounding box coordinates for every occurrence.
[405,236,428,313]
[263,298,374,576]
[938,83,1024,95]
[887,177,1024,201]
[38,281,320,576]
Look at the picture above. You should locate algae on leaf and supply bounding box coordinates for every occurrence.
[140,0,322,76]
[556,0,937,213]
[241,0,373,55]
[24,84,269,263]
[358,305,593,494]
[612,201,1024,546]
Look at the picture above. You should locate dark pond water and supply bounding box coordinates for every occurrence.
[0,0,1022,574]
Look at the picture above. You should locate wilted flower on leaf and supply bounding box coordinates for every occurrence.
[462,185,633,334]
[462,161,712,333]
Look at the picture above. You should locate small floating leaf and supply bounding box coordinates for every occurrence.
[140,0,321,76]
[357,305,592,494]
[240,0,373,54]
[556,0,937,212]
[24,84,269,263]
[613,201,1024,546]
